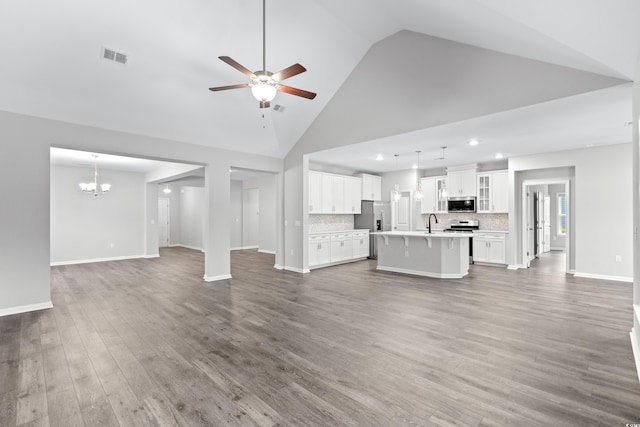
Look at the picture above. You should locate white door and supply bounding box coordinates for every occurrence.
[543,195,551,253]
[242,188,259,248]
[392,191,411,231]
[158,198,170,248]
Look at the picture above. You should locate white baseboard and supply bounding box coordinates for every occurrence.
[550,246,566,251]
[172,244,203,251]
[274,264,284,270]
[203,274,232,282]
[51,255,145,266]
[231,246,259,251]
[283,266,309,274]
[573,272,633,283]
[630,325,640,383]
[144,254,160,259]
[377,265,467,279]
[258,249,276,255]
[507,264,524,270]
[0,301,53,317]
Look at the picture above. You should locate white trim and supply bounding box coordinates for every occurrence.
[0,301,53,317]
[283,266,309,274]
[550,246,566,251]
[172,244,203,252]
[203,274,232,282]
[376,265,467,279]
[635,304,640,325]
[144,254,160,259]
[258,249,276,255]
[231,245,259,251]
[51,255,146,266]
[573,272,633,283]
[630,327,640,383]
[273,264,284,270]
[507,264,524,270]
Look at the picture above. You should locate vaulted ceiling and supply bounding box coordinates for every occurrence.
[1,0,638,170]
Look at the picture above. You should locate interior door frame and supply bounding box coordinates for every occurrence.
[521,179,571,272]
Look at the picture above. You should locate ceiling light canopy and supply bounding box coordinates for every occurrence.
[163,184,172,194]
[495,153,504,159]
[468,139,480,146]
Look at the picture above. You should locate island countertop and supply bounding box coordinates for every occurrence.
[371,231,473,238]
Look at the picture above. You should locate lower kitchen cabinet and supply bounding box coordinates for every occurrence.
[309,230,369,269]
[473,232,507,265]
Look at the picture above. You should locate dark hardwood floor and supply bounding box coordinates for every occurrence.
[1,248,639,426]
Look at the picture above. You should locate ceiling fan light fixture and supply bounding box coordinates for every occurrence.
[251,82,277,102]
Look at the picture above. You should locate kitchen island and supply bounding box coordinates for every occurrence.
[372,231,472,279]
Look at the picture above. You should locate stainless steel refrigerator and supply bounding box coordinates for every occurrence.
[354,201,390,259]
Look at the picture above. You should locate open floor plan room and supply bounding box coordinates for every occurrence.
[1,248,639,426]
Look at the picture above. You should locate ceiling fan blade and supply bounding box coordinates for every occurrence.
[218,56,257,79]
[271,63,307,82]
[208,83,250,92]
[277,85,317,100]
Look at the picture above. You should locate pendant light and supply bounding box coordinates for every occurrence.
[392,154,401,201]
[440,146,448,199]
[79,155,111,197]
[163,184,172,194]
[414,150,423,200]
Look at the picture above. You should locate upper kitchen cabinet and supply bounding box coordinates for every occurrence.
[420,176,447,214]
[447,166,476,197]
[308,171,323,214]
[476,170,508,213]
[356,173,382,201]
[344,176,362,214]
[308,171,363,214]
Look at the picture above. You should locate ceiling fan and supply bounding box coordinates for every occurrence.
[209,0,317,109]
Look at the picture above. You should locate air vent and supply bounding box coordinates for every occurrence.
[272,104,286,113]
[101,46,128,65]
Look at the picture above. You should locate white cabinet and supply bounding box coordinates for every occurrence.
[352,231,370,258]
[308,230,369,268]
[356,173,382,201]
[344,177,362,214]
[308,233,331,267]
[420,176,447,214]
[473,232,507,265]
[447,168,476,197]
[308,171,323,214]
[476,170,508,213]
[309,172,363,214]
[330,232,354,263]
[322,174,345,213]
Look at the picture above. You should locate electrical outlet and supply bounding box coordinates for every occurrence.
[615,255,622,262]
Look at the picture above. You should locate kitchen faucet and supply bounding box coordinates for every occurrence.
[427,213,438,234]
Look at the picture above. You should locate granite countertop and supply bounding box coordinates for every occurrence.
[371,231,473,238]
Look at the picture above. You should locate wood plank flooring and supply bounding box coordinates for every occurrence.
[1,248,640,426]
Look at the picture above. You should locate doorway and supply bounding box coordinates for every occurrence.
[522,179,570,272]
[242,187,260,249]
[158,197,170,248]
[391,190,412,231]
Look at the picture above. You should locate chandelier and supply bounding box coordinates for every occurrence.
[79,155,111,197]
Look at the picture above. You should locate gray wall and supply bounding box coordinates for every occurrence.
[509,143,632,280]
[0,110,283,314]
[230,181,243,249]
[51,165,145,263]
[179,187,205,250]
[244,175,277,253]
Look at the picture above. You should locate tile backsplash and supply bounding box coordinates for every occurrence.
[419,213,508,231]
[309,214,355,232]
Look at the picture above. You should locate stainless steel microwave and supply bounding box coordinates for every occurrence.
[447,196,476,213]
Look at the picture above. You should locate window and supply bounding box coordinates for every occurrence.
[557,193,566,235]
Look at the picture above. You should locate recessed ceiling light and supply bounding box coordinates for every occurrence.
[412,164,418,169]
[495,153,504,159]
[376,154,384,161]
[468,139,480,146]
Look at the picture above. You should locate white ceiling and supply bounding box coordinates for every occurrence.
[3,1,640,170]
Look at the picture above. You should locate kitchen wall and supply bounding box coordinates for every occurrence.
[309,214,355,232]
[51,164,145,264]
[419,212,508,231]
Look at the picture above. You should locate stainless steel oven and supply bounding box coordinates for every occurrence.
[444,220,479,263]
